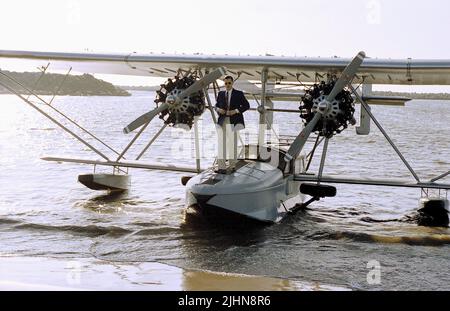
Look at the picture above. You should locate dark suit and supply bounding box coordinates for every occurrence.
[215,89,250,128]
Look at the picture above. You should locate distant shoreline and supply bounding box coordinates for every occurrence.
[120,85,160,91]
[372,91,450,100]
[0,71,131,96]
[1,70,450,100]
[120,86,450,100]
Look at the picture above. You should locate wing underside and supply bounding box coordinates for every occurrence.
[2,50,450,85]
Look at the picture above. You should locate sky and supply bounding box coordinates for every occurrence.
[1,0,450,90]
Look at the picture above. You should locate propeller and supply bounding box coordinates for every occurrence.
[178,67,226,100]
[123,67,226,134]
[123,103,168,134]
[284,51,366,163]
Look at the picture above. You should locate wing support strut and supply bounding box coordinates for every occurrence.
[350,85,421,182]
[258,68,268,148]
[294,174,450,190]
[0,71,111,161]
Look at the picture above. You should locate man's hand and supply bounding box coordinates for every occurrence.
[226,109,240,116]
[216,108,226,115]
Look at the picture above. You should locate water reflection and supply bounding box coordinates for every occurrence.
[74,191,129,213]
[180,209,269,249]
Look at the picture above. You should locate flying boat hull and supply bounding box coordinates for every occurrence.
[185,160,303,223]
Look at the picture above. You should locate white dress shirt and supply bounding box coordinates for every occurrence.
[225,89,232,109]
[225,89,239,114]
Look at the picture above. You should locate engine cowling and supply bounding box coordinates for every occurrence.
[300,80,356,138]
[155,75,206,129]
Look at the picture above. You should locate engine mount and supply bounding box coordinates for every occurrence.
[154,75,205,129]
[300,80,356,138]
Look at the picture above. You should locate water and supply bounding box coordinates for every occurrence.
[0,91,449,290]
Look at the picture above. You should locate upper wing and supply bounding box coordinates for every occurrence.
[1,50,450,85]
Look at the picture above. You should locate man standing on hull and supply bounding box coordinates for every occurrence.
[215,76,250,173]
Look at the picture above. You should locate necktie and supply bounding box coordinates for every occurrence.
[225,91,229,111]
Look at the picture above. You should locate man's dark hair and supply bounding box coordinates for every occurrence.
[224,75,234,82]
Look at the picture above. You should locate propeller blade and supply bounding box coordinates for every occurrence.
[123,103,168,134]
[177,67,226,101]
[326,51,366,102]
[284,113,322,162]
[124,67,225,134]
[283,52,365,165]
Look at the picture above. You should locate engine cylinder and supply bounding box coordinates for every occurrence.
[154,75,206,129]
[300,80,355,138]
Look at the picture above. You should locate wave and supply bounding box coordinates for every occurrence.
[0,217,179,239]
[12,222,132,238]
[311,230,450,246]
[0,218,22,225]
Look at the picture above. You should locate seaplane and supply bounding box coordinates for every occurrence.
[0,49,449,226]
